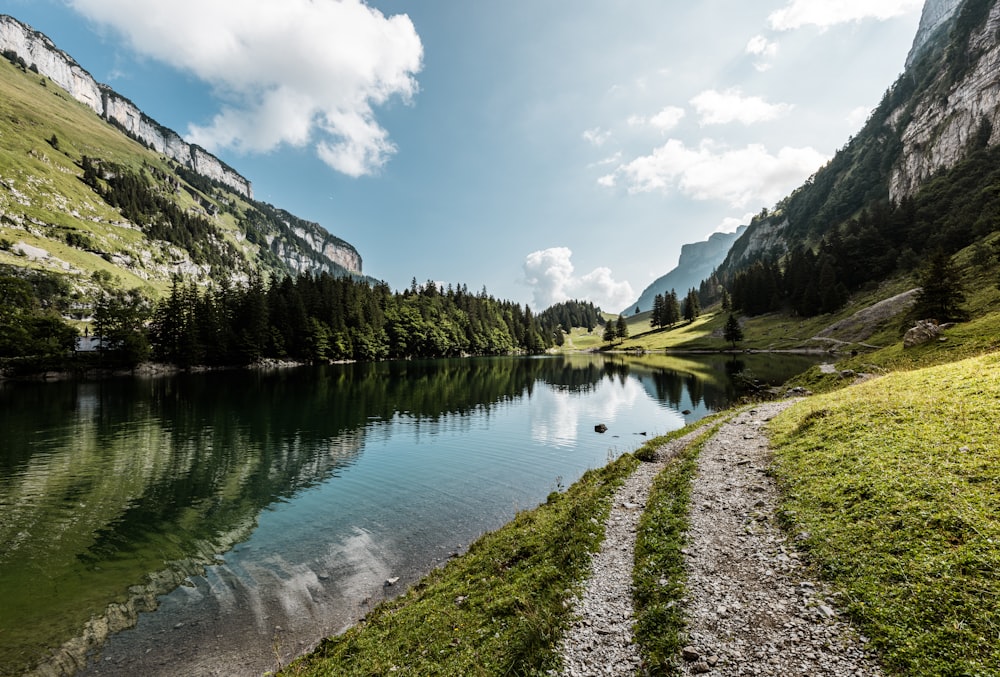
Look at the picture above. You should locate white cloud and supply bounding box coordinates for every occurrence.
[588,152,622,169]
[847,105,873,129]
[768,0,923,31]
[628,106,686,132]
[68,0,423,177]
[715,213,755,233]
[582,127,612,147]
[746,35,779,58]
[611,138,828,208]
[522,247,634,311]
[690,88,793,126]
[746,35,779,71]
[649,106,687,131]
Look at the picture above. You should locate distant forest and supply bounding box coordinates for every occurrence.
[0,264,604,368]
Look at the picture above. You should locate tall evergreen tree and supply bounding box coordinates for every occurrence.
[723,313,744,349]
[914,250,968,322]
[682,288,701,323]
[651,293,665,328]
[603,320,617,344]
[615,315,629,342]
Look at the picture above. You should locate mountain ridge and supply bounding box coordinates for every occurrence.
[620,226,747,316]
[0,14,363,293]
[0,14,253,200]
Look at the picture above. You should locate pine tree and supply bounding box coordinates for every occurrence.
[615,315,629,342]
[723,313,744,349]
[651,293,664,328]
[682,288,700,323]
[914,250,968,322]
[665,289,681,327]
[602,320,617,344]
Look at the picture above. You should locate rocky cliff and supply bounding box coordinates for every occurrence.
[0,13,366,283]
[721,0,1000,276]
[906,0,963,67]
[0,14,253,200]
[623,226,747,315]
[890,0,1000,200]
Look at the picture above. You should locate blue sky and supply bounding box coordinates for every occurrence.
[5,0,924,311]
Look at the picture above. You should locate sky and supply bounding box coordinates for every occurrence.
[5,0,926,312]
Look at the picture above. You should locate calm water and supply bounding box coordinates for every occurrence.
[0,353,820,676]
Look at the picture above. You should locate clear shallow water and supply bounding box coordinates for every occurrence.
[0,353,820,676]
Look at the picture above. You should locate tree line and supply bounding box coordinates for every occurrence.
[89,273,577,367]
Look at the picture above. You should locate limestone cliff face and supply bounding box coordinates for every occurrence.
[906,0,963,68]
[720,0,1000,279]
[0,14,253,200]
[890,0,1000,200]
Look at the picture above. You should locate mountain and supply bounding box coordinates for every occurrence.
[0,14,362,296]
[718,0,1000,306]
[621,226,747,316]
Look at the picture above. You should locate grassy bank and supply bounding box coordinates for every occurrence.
[281,454,640,676]
[769,353,1000,675]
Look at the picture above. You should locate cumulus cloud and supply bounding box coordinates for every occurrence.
[690,88,793,126]
[628,106,686,132]
[609,138,828,208]
[768,0,923,31]
[523,247,634,311]
[746,35,779,71]
[68,0,423,177]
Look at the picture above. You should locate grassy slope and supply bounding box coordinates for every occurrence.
[769,354,1000,675]
[0,58,259,297]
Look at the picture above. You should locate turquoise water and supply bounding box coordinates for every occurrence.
[0,353,819,676]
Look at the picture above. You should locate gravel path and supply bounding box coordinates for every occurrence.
[557,424,714,676]
[557,402,884,676]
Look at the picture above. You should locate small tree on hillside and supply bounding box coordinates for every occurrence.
[665,290,681,327]
[615,315,629,342]
[650,293,664,328]
[723,313,744,349]
[914,250,968,322]
[602,320,617,345]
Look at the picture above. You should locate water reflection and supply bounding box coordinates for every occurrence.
[0,353,820,676]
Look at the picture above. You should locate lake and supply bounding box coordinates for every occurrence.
[0,352,821,676]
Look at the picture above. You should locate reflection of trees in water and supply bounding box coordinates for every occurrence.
[648,369,706,410]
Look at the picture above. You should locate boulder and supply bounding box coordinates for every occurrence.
[903,319,943,348]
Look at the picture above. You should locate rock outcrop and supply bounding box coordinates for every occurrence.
[0,14,253,200]
[903,319,949,347]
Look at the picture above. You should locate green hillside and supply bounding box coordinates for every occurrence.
[0,53,359,304]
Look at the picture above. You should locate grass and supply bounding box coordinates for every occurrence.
[0,57,263,297]
[632,418,728,674]
[768,353,1000,676]
[280,454,640,676]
